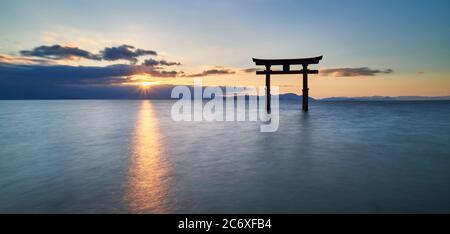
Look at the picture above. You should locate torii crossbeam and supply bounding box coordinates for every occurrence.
[252,56,323,112]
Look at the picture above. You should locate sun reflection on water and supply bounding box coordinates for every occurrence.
[125,100,171,213]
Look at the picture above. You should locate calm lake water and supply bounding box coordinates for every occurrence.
[0,100,449,213]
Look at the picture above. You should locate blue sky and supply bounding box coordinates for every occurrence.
[0,0,449,98]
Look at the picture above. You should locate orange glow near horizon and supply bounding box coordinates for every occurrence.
[141,81,155,88]
[118,71,450,99]
[125,101,171,213]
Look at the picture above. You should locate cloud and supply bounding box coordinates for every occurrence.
[242,67,393,77]
[143,58,181,66]
[241,68,261,73]
[2,43,242,98]
[133,65,179,77]
[0,54,55,65]
[20,44,159,64]
[0,64,130,85]
[0,63,178,87]
[183,68,235,77]
[320,67,393,77]
[20,45,101,60]
[100,44,157,63]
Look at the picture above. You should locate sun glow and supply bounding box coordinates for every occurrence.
[141,81,155,88]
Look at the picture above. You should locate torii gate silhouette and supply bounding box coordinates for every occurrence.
[252,56,323,112]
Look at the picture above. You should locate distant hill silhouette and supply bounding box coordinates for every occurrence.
[0,82,448,101]
[277,93,317,101]
[320,96,450,101]
[216,93,316,102]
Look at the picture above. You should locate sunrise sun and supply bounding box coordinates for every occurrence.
[141,81,154,88]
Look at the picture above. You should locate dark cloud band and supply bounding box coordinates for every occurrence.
[0,63,178,86]
[21,45,101,60]
[320,67,393,77]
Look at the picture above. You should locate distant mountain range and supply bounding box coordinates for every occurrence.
[319,96,450,101]
[1,82,449,101]
[272,93,450,101]
[223,93,317,101]
[275,93,317,101]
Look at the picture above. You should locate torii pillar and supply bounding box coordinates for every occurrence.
[252,56,323,112]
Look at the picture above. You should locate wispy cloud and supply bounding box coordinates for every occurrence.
[320,67,393,77]
[100,44,157,63]
[0,54,55,65]
[182,68,235,77]
[143,58,181,66]
[241,68,261,73]
[242,67,392,77]
[20,45,101,60]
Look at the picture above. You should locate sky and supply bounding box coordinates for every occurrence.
[0,0,449,98]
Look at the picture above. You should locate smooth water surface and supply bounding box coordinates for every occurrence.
[0,100,449,213]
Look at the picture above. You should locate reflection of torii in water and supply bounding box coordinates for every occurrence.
[252,56,323,112]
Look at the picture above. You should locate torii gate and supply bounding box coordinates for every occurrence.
[252,56,323,112]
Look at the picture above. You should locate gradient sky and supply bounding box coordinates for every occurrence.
[0,0,449,98]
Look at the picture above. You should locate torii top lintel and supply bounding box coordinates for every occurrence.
[252,56,323,66]
[252,56,323,75]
